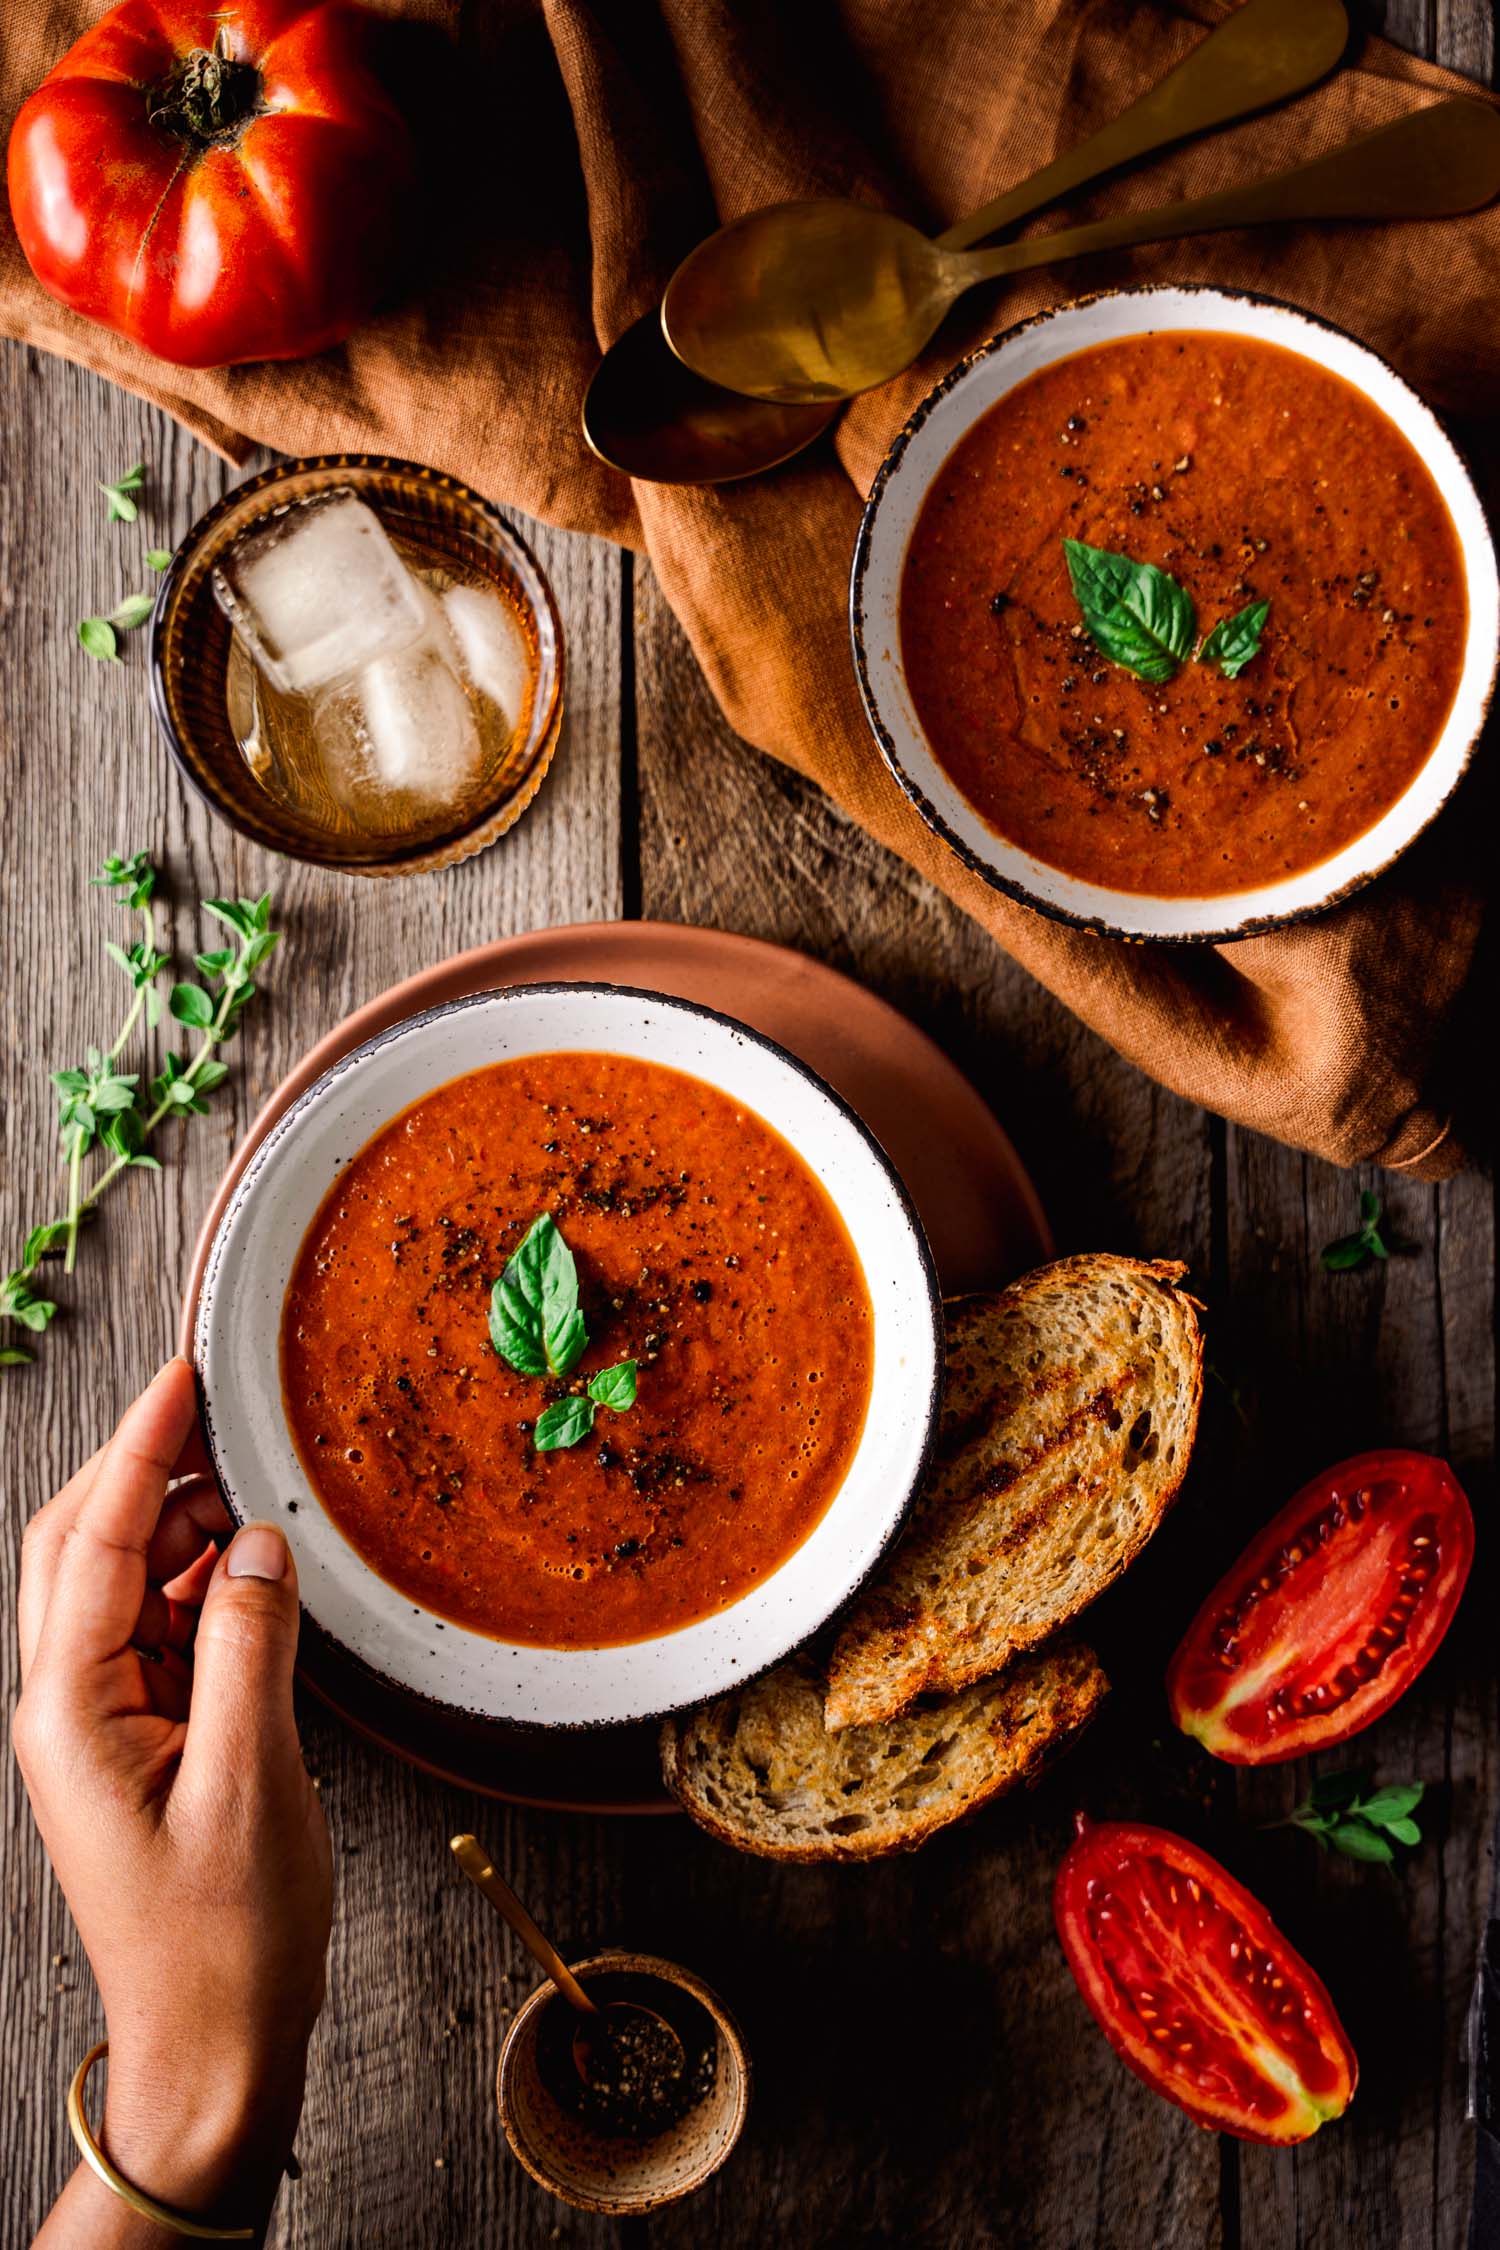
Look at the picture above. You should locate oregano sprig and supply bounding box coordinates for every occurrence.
[1321,1190,1393,1273]
[1280,1770,1425,1865]
[1,857,280,1366]
[77,461,168,659]
[99,463,145,523]
[78,589,159,663]
[488,1213,639,1451]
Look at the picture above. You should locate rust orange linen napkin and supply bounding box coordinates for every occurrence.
[2,0,1493,1177]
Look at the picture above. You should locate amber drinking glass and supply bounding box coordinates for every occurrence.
[149,454,564,877]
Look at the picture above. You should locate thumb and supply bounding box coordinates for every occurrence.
[181,1522,303,1792]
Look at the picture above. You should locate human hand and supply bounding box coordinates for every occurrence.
[14,1359,332,2239]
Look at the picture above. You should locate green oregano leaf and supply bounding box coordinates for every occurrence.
[146,549,173,572]
[169,983,216,1029]
[78,617,121,663]
[1061,538,1196,684]
[1199,598,1270,679]
[109,591,156,633]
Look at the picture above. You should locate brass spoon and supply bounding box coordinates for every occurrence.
[662,95,1500,405]
[449,1834,686,2090]
[582,0,1347,482]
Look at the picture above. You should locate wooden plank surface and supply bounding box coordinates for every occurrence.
[3,5,1497,2246]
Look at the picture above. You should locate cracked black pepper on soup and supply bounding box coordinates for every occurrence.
[281,1051,873,1644]
[899,331,1467,897]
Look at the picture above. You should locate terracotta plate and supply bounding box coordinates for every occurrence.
[179,921,1051,1813]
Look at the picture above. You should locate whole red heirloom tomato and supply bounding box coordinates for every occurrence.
[7,0,416,369]
[1055,1814,1358,2145]
[1167,1449,1474,1765]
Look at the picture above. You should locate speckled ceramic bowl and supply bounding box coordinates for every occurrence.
[497,1952,750,2213]
[852,284,1499,943]
[192,982,942,1729]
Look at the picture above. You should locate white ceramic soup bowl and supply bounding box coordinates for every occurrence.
[852,284,1499,943]
[194,982,942,1729]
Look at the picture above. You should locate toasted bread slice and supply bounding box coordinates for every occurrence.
[660,1638,1107,1862]
[824,1254,1202,1732]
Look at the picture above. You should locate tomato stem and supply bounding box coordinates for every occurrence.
[148,28,263,148]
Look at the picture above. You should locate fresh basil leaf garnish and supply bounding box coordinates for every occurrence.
[588,1360,638,1412]
[535,1394,596,1451]
[1062,538,1196,684]
[1199,598,1271,679]
[490,1213,585,1377]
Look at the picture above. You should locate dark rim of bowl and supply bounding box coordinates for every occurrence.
[193,980,946,1732]
[850,281,1499,948]
[147,453,564,871]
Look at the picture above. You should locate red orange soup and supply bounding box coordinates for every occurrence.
[899,331,1467,897]
[281,1051,873,1647]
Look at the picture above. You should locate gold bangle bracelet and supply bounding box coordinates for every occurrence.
[66,2043,256,2242]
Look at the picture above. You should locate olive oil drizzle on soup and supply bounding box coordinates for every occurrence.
[281,1052,873,1647]
[899,332,1467,898]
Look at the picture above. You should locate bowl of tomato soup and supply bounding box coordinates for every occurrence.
[853,286,1498,941]
[193,983,941,1728]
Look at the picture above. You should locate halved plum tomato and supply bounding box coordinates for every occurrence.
[1055,1815,1357,2145]
[1167,1450,1473,1765]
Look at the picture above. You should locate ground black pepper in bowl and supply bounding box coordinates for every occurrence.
[535,1968,719,2140]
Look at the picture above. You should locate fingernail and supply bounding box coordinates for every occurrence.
[227,1524,288,1581]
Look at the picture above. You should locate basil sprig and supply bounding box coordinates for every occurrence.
[1061,538,1270,684]
[488,1214,639,1451]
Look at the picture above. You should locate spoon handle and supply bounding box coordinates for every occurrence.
[449,1835,599,2016]
[961,98,1500,284]
[937,0,1347,255]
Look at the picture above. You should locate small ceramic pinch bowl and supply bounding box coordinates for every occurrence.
[149,453,564,877]
[852,284,1500,943]
[193,981,942,1729]
[497,1951,750,2213]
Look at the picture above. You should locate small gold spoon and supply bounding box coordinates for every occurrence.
[582,0,1347,482]
[449,1834,686,2090]
[661,95,1500,405]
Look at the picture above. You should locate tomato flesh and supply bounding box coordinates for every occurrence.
[1167,1450,1473,1765]
[7,0,416,368]
[1055,1817,1357,2144]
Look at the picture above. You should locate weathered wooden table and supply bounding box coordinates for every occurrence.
[3,6,1496,2243]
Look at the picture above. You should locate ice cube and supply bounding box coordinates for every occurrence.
[213,489,426,697]
[442,584,531,732]
[314,631,482,818]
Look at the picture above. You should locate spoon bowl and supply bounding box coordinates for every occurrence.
[662,203,953,405]
[570,1998,688,2102]
[582,310,836,484]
